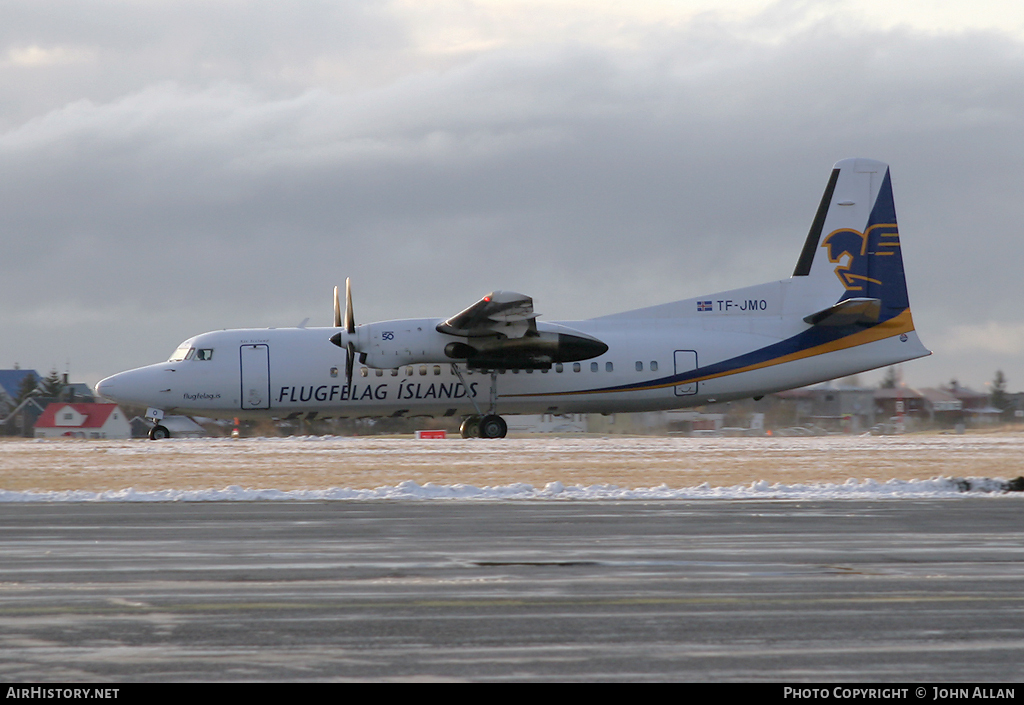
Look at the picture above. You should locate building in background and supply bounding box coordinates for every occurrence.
[34,403,131,439]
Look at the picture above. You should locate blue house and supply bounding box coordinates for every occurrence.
[0,369,41,411]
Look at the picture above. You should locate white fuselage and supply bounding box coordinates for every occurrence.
[95,278,928,421]
[95,159,932,424]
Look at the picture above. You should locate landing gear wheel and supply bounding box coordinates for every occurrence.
[148,424,171,440]
[460,415,481,439]
[479,414,507,439]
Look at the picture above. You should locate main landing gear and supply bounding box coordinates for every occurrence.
[452,364,508,439]
[460,413,508,439]
[148,424,171,440]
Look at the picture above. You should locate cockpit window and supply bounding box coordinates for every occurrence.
[168,343,193,362]
[168,344,212,362]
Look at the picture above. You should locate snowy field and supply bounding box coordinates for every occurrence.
[1,433,1023,501]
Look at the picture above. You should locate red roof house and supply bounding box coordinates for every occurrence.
[34,403,131,439]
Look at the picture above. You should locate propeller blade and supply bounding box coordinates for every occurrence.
[334,286,342,328]
[344,277,355,334]
[346,341,356,390]
[330,279,357,392]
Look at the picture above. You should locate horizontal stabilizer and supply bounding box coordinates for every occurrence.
[803,297,881,327]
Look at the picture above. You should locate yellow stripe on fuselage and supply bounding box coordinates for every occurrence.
[514,308,917,398]
[677,307,916,387]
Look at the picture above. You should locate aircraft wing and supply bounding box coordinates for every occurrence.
[436,291,539,339]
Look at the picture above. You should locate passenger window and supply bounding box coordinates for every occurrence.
[651,361,659,371]
[375,369,383,377]
[406,366,413,376]
[391,369,399,376]
[591,362,598,372]
[606,361,614,372]
[556,363,563,373]
[433,365,441,376]
[635,361,643,372]
[360,367,368,377]
[573,363,581,372]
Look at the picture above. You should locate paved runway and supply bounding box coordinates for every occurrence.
[2,499,1023,681]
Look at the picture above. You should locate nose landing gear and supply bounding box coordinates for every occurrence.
[146,407,171,440]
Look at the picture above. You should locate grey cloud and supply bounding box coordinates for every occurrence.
[1,8,1022,389]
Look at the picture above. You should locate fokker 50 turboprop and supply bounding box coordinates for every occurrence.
[97,158,929,439]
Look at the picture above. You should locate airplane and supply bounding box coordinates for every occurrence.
[96,158,930,439]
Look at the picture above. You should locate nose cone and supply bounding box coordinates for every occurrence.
[95,366,170,406]
[95,374,118,401]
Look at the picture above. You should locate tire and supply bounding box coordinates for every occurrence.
[460,416,481,439]
[479,414,507,439]
[148,425,171,440]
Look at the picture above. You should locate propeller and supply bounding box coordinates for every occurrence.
[334,285,342,328]
[344,277,355,335]
[330,278,358,392]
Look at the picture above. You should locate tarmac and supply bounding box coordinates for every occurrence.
[3,498,1023,681]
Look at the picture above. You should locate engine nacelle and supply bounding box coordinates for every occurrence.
[349,318,454,368]
[443,328,609,370]
[331,318,609,371]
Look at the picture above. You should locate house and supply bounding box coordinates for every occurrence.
[945,383,1002,426]
[2,397,51,437]
[874,387,927,421]
[0,369,41,411]
[34,403,131,439]
[916,387,963,426]
[774,384,877,433]
[507,414,589,433]
[0,369,47,436]
[62,382,96,403]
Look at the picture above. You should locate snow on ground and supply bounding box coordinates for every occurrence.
[1,434,1022,501]
[0,476,1020,502]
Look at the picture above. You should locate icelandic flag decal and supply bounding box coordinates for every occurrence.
[697,300,713,312]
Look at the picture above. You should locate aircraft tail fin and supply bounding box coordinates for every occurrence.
[792,159,910,319]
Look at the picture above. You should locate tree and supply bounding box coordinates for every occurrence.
[990,370,1010,421]
[40,369,66,399]
[879,366,898,389]
[14,373,39,406]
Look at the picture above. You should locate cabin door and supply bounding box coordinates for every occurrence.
[673,350,698,396]
[240,344,271,410]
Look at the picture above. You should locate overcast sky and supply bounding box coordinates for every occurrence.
[2,0,1022,393]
